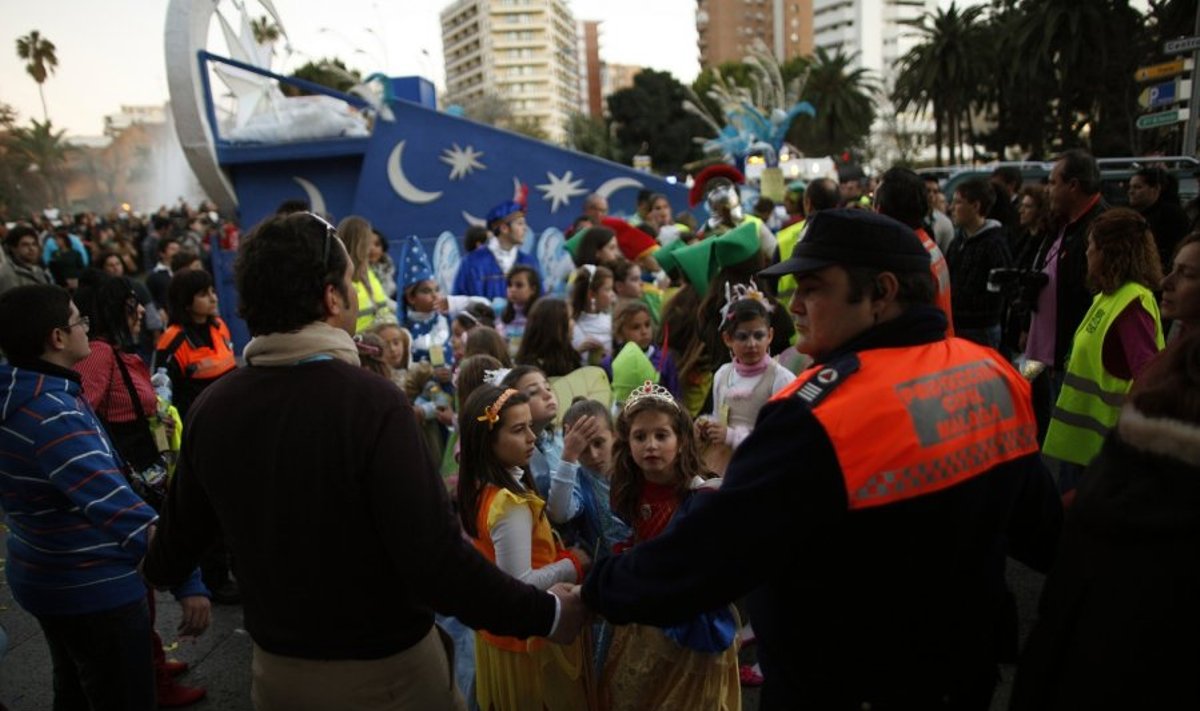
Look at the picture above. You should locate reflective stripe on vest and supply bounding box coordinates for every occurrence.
[354,271,391,333]
[156,320,236,381]
[917,227,955,337]
[1042,282,1163,466]
[773,339,1038,509]
[471,484,557,653]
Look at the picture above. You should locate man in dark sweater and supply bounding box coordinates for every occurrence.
[947,177,1011,348]
[143,212,582,709]
[583,210,1062,710]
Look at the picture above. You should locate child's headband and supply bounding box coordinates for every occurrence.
[624,380,677,411]
[477,388,518,429]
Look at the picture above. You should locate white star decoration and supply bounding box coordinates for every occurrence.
[439,143,486,180]
[536,170,587,214]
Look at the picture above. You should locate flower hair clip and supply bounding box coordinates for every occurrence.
[624,380,678,411]
[719,279,774,322]
[477,388,518,429]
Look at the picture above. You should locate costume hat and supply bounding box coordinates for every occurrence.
[397,235,435,292]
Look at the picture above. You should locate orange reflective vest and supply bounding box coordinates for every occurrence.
[771,338,1037,510]
[917,227,955,337]
[156,319,236,381]
[471,484,561,653]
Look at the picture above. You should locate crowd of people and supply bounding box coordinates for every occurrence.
[1,149,1199,711]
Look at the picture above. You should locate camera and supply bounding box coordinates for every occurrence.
[988,268,1049,312]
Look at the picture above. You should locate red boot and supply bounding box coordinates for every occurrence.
[156,672,207,708]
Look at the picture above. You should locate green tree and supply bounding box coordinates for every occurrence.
[564,112,616,160]
[16,31,58,122]
[788,48,876,158]
[282,58,361,97]
[893,3,986,166]
[6,118,73,209]
[607,69,710,174]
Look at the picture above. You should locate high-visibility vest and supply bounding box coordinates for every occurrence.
[1043,282,1163,466]
[470,484,559,652]
[354,270,391,334]
[156,319,236,381]
[916,227,955,337]
[771,337,1038,510]
[774,219,806,305]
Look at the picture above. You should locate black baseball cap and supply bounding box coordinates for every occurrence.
[759,209,930,278]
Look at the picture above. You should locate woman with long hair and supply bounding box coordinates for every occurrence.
[1043,208,1165,486]
[337,215,395,333]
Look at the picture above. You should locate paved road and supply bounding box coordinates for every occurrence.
[0,532,1041,710]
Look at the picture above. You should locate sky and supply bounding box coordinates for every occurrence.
[1,0,701,137]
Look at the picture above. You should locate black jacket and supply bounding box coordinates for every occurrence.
[1038,198,1107,370]
[584,306,1063,709]
[1141,198,1190,272]
[144,358,555,659]
[946,220,1011,330]
[1012,407,1200,710]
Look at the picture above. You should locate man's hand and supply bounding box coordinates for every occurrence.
[177,595,211,638]
[546,583,585,645]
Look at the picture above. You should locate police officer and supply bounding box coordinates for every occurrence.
[582,209,1062,709]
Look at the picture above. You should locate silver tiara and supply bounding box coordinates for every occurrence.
[719,279,774,323]
[483,368,511,386]
[624,380,677,411]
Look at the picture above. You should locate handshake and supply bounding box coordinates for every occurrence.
[546,582,591,644]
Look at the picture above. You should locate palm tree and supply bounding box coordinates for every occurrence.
[7,119,73,208]
[251,16,281,45]
[893,2,986,165]
[16,31,58,122]
[790,47,876,158]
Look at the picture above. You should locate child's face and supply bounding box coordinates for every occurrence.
[377,325,408,369]
[578,423,614,475]
[407,280,440,313]
[493,402,537,469]
[629,409,679,484]
[597,237,621,265]
[722,316,771,366]
[515,372,558,429]
[593,277,616,312]
[616,266,643,298]
[507,273,535,308]
[621,310,654,350]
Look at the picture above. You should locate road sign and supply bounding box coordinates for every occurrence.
[1135,58,1191,82]
[1165,36,1200,54]
[1137,108,1190,130]
[1138,79,1192,109]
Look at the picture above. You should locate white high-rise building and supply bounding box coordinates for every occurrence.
[441,0,581,142]
[812,0,936,82]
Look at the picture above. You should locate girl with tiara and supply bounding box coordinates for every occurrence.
[457,385,595,710]
[697,281,797,477]
[602,381,741,710]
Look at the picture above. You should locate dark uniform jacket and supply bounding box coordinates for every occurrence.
[583,305,1063,709]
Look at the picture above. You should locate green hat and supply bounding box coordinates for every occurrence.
[671,220,761,297]
[564,228,586,259]
[611,341,659,403]
[653,237,687,275]
[713,221,760,270]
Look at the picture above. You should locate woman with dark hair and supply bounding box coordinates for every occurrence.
[74,274,210,707]
[1012,328,1200,710]
[573,226,622,267]
[1161,231,1200,338]
[155,268,236,420]
[1043,208,1165,482]
[515,298,581,377]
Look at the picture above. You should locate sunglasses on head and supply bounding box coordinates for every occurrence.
[305,212,337,266]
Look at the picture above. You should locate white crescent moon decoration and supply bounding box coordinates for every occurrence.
[461,210,486,227]
[388,141,443,204]
[595,176,645,199]
[292,176,327,216]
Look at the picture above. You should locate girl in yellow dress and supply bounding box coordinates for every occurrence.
[457,385,595,710]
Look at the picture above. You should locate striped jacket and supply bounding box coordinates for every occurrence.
[0,362,200,615]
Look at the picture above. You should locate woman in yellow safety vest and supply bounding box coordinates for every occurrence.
[337,215,395,334]
[1044,208,1165,490]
